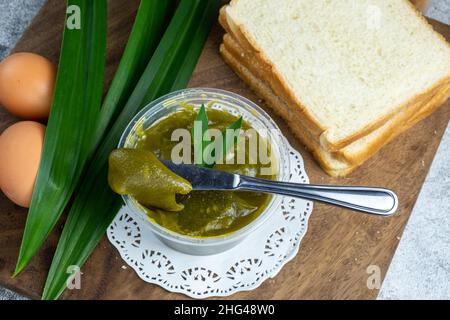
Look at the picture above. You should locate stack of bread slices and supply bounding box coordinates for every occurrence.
[219,0,450,177]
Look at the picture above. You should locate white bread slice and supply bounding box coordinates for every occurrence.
[220,44,450,176]
[221,0,450,151]
[220,46,355,176]
[337,84,450,164]
[222,33,450,165]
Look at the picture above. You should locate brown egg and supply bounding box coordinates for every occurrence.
[0,52,56,120]
[0,121,45,207]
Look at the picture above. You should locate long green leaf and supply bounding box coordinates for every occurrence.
[15,0,175,276]
[192,104,209,166]
[42,0,220,300]
[14,0,108,276]
[169,0,219,91]
[92,0,176,151]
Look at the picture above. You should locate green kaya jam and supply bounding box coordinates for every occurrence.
[109,105,276,238]
[108,148,192,211]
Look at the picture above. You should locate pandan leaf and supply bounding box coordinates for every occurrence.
[42,0,220,300]
[14,0,175,276]
[192,104,209,166]
[14,0,108,276]
[92,0,176,150]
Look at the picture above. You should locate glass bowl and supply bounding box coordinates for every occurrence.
[118,88,291,255]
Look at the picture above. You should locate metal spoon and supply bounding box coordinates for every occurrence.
[162,160,399,216]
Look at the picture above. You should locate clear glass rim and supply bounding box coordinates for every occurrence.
[118,88,291,246]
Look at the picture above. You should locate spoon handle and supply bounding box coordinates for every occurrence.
[237,177,398,216]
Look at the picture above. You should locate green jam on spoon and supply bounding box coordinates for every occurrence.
[108,148,192,212]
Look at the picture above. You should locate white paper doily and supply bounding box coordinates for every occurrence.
[107,143,313,298]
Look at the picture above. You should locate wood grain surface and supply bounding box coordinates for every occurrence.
[0,0,449,300]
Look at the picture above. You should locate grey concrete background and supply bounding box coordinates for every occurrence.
[0,0,449,300]
[0,0,45,58]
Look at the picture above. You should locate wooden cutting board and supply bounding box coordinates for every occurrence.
[0,0,449,300]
